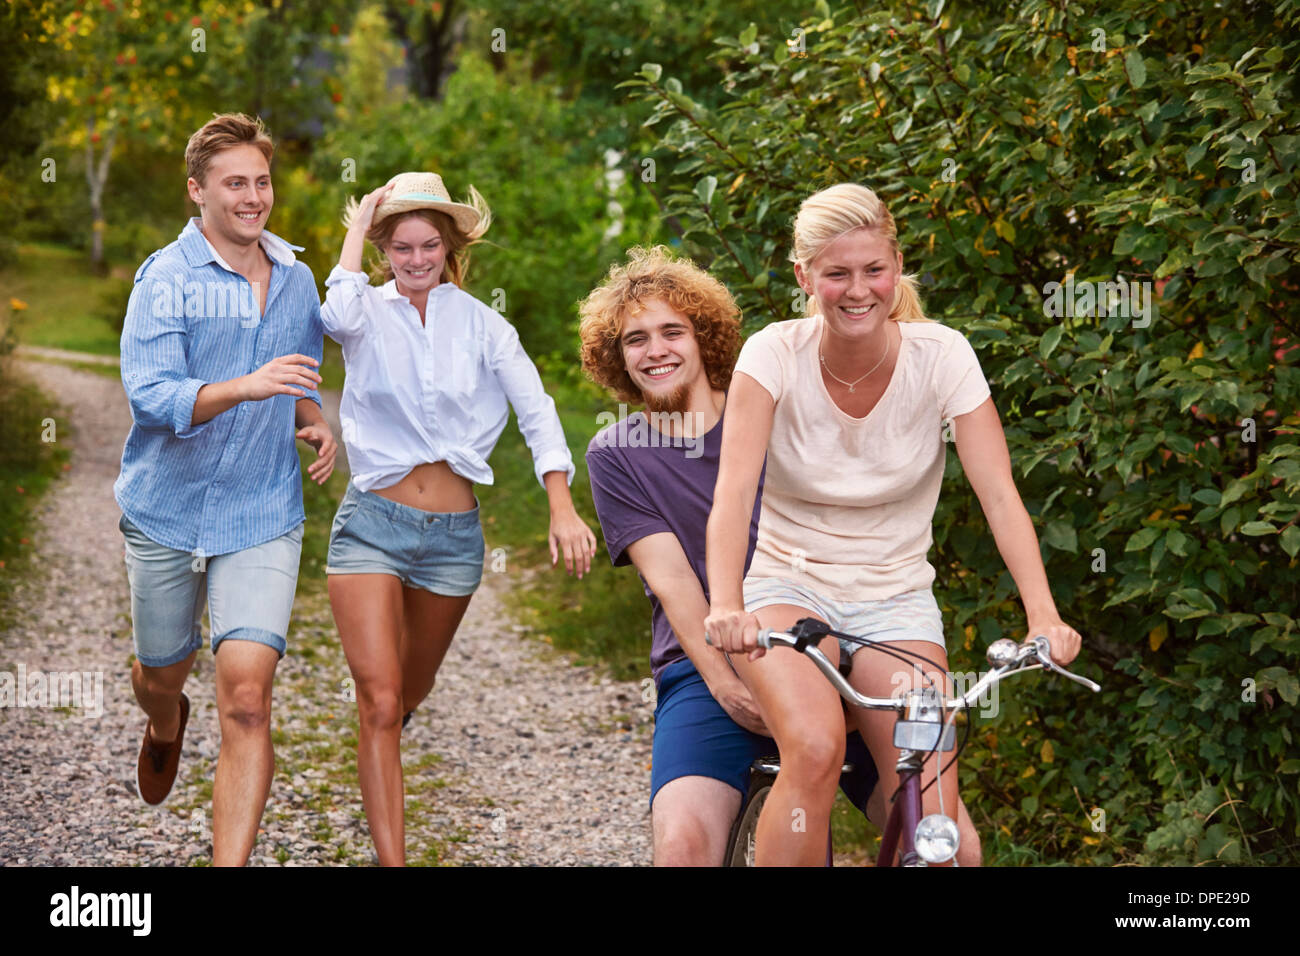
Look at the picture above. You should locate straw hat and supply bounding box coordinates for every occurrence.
[371,172,483,234]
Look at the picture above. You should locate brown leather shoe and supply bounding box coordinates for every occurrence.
[136,693,189,805]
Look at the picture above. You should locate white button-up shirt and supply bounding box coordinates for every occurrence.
[321,265,575,493]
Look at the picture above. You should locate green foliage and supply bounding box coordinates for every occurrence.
[277,52,663,358]
[630,0,1300,863]
[0,309,71,626]
[469,0,788,114]
[339,4,407,121]
[1135,782,1247,865]
[0,1,59,267]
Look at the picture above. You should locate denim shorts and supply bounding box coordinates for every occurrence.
[120,513,303,667]
[325,480,485,596]
[742,575,946,660]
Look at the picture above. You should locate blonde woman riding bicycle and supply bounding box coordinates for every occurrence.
[704,183,1081,866]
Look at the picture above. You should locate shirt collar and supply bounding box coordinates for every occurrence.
[179,217,302,270]
[380,279,459,302]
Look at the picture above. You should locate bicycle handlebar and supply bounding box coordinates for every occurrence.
[745,626,1100,713]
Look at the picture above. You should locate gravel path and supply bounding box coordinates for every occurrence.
[0,359,653,866]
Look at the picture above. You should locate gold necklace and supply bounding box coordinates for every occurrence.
[820,326,892,393]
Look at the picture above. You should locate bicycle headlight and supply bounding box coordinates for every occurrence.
[915,814,960,864]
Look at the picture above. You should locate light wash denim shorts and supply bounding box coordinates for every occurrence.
[119,514,303,667]
[742,575,946,659]
[325,480,485,596]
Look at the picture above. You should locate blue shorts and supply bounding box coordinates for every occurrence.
[325,480,485,596]
[120,513,302,666]
[650,656,878,812]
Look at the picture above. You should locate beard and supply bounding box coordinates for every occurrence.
[642,381,691,415]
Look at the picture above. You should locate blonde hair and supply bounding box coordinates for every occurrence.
[790,183,929,323]
[185,113,274,188]
[344,186,492,288]
[578,245,741,405]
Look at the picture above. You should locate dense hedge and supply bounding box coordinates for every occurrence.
[628,0,1299,863]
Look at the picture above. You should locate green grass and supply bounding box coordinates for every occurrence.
[831,791,880,862]
[299,444,346,594]
[2,243,125,356]
[320,338,345,392]
[477,367,651,682]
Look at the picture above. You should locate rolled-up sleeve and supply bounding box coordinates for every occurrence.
[321,265,372,344]
[120,276,212,438]
[489,317,575,488]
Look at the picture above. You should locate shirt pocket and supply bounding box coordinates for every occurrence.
[434,336,480,395]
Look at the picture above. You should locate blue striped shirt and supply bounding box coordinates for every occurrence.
[114,218,324,556]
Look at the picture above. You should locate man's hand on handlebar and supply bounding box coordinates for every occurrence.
[704,608,765,660]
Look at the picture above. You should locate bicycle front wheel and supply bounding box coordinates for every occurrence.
[725,775,775,867]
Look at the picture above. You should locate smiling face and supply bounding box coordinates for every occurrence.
[384,216,447,295]
[795,226,902,343]
[619,298,706,414]
[187,144,273,249]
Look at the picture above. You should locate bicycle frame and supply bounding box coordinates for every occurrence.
[876,749,926,867]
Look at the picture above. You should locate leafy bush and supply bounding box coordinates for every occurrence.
[628,0,1299,863]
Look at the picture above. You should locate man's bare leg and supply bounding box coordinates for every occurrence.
[651,775,742,866]
[131,651,196,742]
[211,640,279,866]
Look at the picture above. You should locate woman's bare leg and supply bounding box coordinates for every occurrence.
[329,573,407,866]
[398,587,473,716]
[728,604,844,866]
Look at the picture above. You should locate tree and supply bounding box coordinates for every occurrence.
[34,0,353,267]
[380,0,465,100]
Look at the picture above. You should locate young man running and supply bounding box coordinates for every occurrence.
[579,246,876,865]
[115,113,336,866]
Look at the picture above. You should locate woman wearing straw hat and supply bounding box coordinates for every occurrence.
[322,172,597,865]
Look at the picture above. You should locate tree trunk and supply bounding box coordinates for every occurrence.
[384,0,465,100]
[84,115,115,272]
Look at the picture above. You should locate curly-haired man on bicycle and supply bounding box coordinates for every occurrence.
[579,246,877,865]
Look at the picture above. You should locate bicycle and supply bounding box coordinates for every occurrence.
[719,617,1100,866]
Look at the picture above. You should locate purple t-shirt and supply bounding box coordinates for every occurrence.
[585,400,764,689]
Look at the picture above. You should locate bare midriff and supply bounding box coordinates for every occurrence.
[371,461,476,513]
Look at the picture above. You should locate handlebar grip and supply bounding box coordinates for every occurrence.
[704,630,773,650]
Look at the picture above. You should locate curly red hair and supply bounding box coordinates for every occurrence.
[578,246,742,405]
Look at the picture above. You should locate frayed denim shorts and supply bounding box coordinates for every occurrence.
[325,480,485,596]
[120,513,302,667]
[742,575,946,660]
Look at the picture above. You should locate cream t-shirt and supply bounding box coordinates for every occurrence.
[733,314,991,601]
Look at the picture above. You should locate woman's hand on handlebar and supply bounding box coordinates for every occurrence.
[1027,615,1082,665]
[704,607,764,660]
